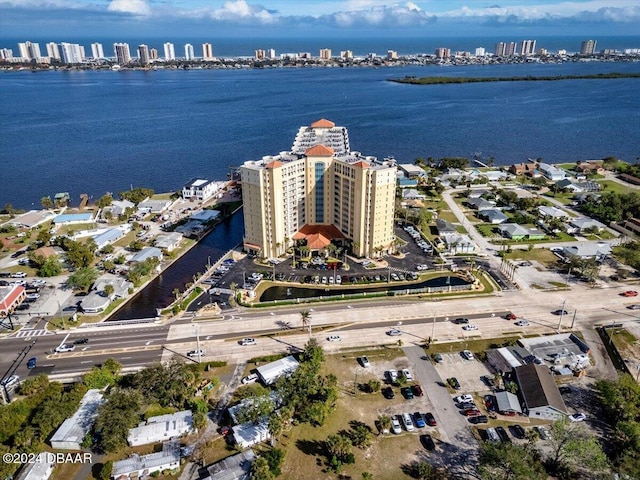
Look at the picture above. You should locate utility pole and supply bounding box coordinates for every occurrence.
[570,309,577,330]
[431,312,436,340]
[195,326,201,364]
[557,299,566,332]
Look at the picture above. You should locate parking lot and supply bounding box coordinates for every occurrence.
[433,352,493,394]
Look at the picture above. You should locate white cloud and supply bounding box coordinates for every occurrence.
[181,0,276,23]
[323,3,435,27]
[107,0,151,16]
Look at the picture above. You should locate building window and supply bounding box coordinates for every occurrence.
[315,162,325,222]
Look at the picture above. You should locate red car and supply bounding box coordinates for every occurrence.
[412,384,424,397]
[622,291,639,297]
[506,313,516,320]
[464,409,482,416]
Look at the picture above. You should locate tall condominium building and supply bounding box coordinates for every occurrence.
[519,40,536,55]
[495,41,516,56]
[163,42,175,61]
[91,42,105,59]
[202,43,214,60]
[319,48,332,60]
[254,49,265,60]
[113,43,131,64]
[387,50,398,60]
[46,42,61,60]
[184,44,194,60]
[475,47,486,56]
[59,43,84,64]
[18,41,41,61]
[138,44,150,66]
[580,40,597,55]
[240,119,397,259]
[150,48,158,60]
[266,48,276,59]
[434,48,450,59]
[340,50,353,59]
[0,49,13,60]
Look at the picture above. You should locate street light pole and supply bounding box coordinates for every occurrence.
[557,299,566,332]
[195,327,201,364]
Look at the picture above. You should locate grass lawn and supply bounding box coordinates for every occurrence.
[475,223,498,237]
[436,210,459,224]
[583,230,615,241]
[609,328,640,363]
[542,192,574,205]
[503,249,561,268]
[427,336,520,356]
[597,179,636,195]
[275,348,424,480]
[56,223,97,236]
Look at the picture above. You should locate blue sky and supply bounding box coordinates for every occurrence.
[1,0,639,38]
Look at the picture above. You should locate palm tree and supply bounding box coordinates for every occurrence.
[172,288,181,300]
[41,196,53,210]
[377,414,391,434]
[268,412,285,447]
[300,309,312,337]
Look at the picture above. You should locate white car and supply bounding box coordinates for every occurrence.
[454,394,474,404]
[462,350,474,360]
[55,344,75,353]
[462,324,478,331]
[486,427,500,442]
[26,293,40,300]
[241,373,259,385]
[387,369,398,383]
[327,335,341,342]
[360,356,370,368]
[515,320,530,327]
[0,374,20,387]
[386,329,403,336]
[391,415,402,434]
[401,413,415,432]
[10,272,27,278]
[239,338,257,346]
[402,369,413,382]
[335,275,342,285]
[187,349,204,357]
[569,412,586,422]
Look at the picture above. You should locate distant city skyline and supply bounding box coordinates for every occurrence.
[1,0,639,38]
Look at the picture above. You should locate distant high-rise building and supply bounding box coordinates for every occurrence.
[434,47,450,59]
[150,48,158,60]
[475,47,486,56]
[113,43,131,64]
[580,40,597,55]
[387,50,398,60]
[138,44,150,66]
[59,43,84,64]
[163,42,175,61]
[319,48,332,60]
[340,50,353,59]
[46,42,61,60]
[519,40,536,55]
[0,48,13,60]
[91,42,104,59]
[18,41,41,61]
[254,49,265,60]
[184,44,194,60]
[495,41,516,56]
[202,43,214,60]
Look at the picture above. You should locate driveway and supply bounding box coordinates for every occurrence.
[404,346,478,475]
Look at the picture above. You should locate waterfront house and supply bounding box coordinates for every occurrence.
[509,162,537,176]
[538,163,567,182]
[182,178,222,203]
[137,198,173,215]
[154,232,183,252]
[398,164,426,178]
[5,209,57,229]
[101,199,134,219]
[482,170,508,182]
[402,189,425,201]
[575,161,605,176]
[129,247,163,264]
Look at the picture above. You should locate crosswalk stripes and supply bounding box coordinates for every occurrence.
[14,329,54,338]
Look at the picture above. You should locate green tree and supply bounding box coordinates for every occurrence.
[104,284,115,298]
[268,412,285,447]
[263,448,285,477]
[192,411,208,431]
[95,389,142,453]
[377,414,391,433]
[415,461,447,480]
[96,193,114,209]
[349,421,372,448]
[38,256,63,277]
[103,358,122,376]
[67,267,99,292]
[36,228,52,246]
[479,441,545,480]
[548,417,609,474]
[300,309,312,337]
[41,196,53,209]
[249,456,273,480]
[83,365,117,389]
[99,461,113,480]
[118,187,154,204]
[325,433,353,463]
[365,379,381,393]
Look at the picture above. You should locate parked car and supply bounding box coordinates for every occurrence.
[239,338,257,346]
[535,426,551,440]
[462,324,478,331]
[621,290,638,297]
[424,412,437,426]
[401,387,414,400]
[506,313,517,320]
[464,408,482,417]
[73,338,89,344]
[401,413,415,431]
[391,416,402,434]
[54,344,75,353]
[486,428,500,442]
[468,415,489,424]
[448,377,461,390]
[411,384,423,397]
[569,412,586,422]
[401,368,413,381]
[514,320,530,326]
[386,329,403,336]
[552,309,568,315]
[327,335,341,342]
[241,373,259,385]
[413,412,426,428]
[481,375,497,388]
[510,425,526,438]
[454,394,474,404]
[387,369,398,383]
[432,353,443,363]
[420,434,436,451]
[187,349,204,357]
[453,317,469,324]
[496,426,511,442]
[0,375,19,387]
[626,304,640,310]
[360,356,370,368]
[382,387,395,399]
[462,350,474,360]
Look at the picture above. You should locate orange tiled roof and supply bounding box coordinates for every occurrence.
[353,161,370,168]
[0,285,25,314]
[292,224,345,249]
[265,160,284,169]
[305,145,334,157]
[311,119,335,128]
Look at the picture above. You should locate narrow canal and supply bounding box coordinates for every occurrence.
[110,210,244,320]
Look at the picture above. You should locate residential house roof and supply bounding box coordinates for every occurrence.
[305,145,334,157]
[129,247,163,263]
[255,355,300,385]
[53,213,93,224]
[50,390,104,449]
[435,219,457,236]
[190,210,220,223]
[402,189,425,200]
[498,223,530,238]
[113,441,180,479]
[398,164,425,177]
[514,364,567,414]
[495,391,522,414]
[480,209,509,223]
[467,197,494,210]
[6,209,57,229]
[311,119,335,128]
[569,217,605,230]
[127,410,193,447]
[562,242,611,258]
[538,206,568,219]
[201,450,255,480]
